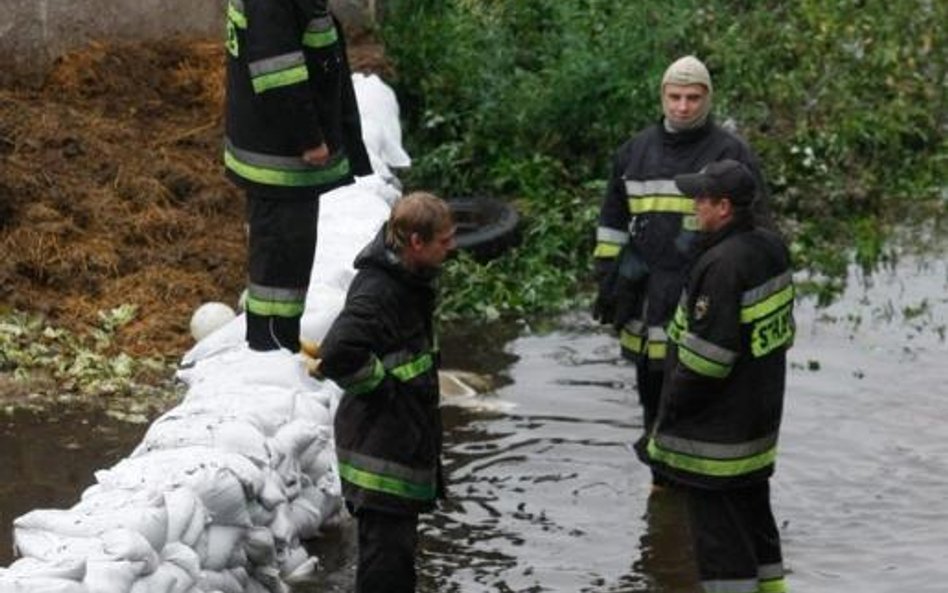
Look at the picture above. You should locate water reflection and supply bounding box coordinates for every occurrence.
[2,251,947,591]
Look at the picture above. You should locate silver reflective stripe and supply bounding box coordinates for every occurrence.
[596,226,628,245]
[306,15,334,32]
[759,562,784,580]
[337,447,434,485]
[249,51,305,77]
[248,283,307,301]
[648,326,667,343]
[702,578,758,593]
[624,179,680,196]
[334,355,383,392]
[679,331,738,365]
[742,270,793,306]
[225,137,344,172]
[653,432,778,461]
[382,349,421,370]
[623,319,646,336]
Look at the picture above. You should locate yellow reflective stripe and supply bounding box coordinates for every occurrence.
[647,438,777,477]
[620,329,644,354]
[628,196,695,215]
[741,284,794,323]
[678,345,732,378]
[594,242,622,258]
[339,461,436,500]
[682,214,699,231]
[251,64,308,93]
[389,353,434,382]
[759,577,788,593]
[338,357,386,395]
[302,28,338,48]
[245,295,305,317]
[225,149,350,188]
[647,340,667,360]
[227,3,247,28]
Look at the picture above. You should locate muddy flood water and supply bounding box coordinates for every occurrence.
[2,250,946,592]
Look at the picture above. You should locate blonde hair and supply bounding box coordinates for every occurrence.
[386,191,453,250]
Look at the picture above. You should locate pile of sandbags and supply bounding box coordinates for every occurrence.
[0,73,407,593]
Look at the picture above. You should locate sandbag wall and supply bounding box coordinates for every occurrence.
[0,73,409,593]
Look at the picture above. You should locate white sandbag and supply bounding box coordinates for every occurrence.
[162,489,207,549]
[159,543,200,588]
[245,500,275,528]
[286,496,322,541]
[267,505,296,552]
[6,557,86,581]
[94,449,259,528]
[96,447,263,504]
[278,546,314,581]
[242,528,275,567]
[101,529,159,576]
[258,470,288,512]
[352,73,411,169]
[134,414,269,468]
[12,529,104,563]
[83,559,142,593]
[200,526,244,572]
[179,315,246,369]
[0,575,89,593]
[250,566,287,593]
[298,283,347,344]
[14,507,167,560]
[300,442,335,482]
[196,569,244,593]
[270,419,326,461]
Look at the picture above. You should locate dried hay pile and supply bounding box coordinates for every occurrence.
[0,36,391,362]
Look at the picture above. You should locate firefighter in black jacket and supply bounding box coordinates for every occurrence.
[638,160,793,593]
[318,192,456,593]
[225,0,371,352]
[593,56,768,484]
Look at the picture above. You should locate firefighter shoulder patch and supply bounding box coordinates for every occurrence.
[694,295,710,320]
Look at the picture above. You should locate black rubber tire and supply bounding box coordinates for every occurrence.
[447,197,521,262]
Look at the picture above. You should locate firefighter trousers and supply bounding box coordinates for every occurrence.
[685,481,787,593]
[355,509,420,593]
[245,192,319,352]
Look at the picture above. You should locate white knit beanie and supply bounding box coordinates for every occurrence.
[661,55,713,131]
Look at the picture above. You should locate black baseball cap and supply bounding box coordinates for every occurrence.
[674,159,757,206]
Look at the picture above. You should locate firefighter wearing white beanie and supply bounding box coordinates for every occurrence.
[661,55,714,131]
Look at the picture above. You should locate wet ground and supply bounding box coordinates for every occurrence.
[2,250,947,592]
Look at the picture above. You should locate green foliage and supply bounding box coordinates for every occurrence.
[0,306,174,400]
[383,0,946,320]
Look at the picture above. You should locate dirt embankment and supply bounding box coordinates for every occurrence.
[0,35,389,360]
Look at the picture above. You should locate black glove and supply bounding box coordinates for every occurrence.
[592,289,615,325]
[592,258,618,325]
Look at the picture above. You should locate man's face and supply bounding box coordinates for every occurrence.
[662,83,708,126]
[408,224,457,270]
[694,195,729,233]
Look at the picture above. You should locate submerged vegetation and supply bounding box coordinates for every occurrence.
[0,305,177,410]
[382,0,946,316]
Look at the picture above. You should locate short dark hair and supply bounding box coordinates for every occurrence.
[386,192,453,250]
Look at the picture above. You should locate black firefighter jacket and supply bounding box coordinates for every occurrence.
[320,226,444,515]
[595,119,767,369]
[225,0,371,199]
[639,218,795,490]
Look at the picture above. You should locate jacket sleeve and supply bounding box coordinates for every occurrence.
[320,293,394,397]
[335,17,374,176]
[665,259,742,409]
[594,149,631,273]
[243,0,324,151]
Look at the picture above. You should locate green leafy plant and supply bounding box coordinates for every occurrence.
[0,306,176,403]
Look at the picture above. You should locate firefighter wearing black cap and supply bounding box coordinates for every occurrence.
[593,56,768,483]
[225,0,371,352]
[637,159,793,593]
